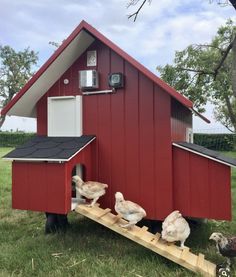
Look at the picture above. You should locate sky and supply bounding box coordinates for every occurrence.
[0,0,235,133]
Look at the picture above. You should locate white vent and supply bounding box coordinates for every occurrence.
[79,70,99,90]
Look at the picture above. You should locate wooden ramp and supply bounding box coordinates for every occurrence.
[75,204,216,277]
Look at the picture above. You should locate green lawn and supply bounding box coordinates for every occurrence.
[0,148,236,277]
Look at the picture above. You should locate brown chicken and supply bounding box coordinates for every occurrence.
[72,175,108,207]
[209,232,236,266]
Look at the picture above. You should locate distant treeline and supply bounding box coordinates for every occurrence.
[194,133,236,151]
[0,132,36,147]
[0,131,235,151]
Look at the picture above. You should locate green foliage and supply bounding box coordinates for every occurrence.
[157,19,236,132]
[0,45,38,128]
[0,131,35,147]
[194,133,236,151]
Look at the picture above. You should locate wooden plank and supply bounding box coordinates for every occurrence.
[97,208,112,218]
[107,215,122,225]
[92,208,111,218]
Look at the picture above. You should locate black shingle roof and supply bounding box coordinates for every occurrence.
[174,142,236,167]
[3,135,96,161]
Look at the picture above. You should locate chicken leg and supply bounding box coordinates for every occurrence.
[87,196,100,207]
[180,239,187,249]
[120,220,138,229]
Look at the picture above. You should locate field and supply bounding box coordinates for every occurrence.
[0,147,236,277]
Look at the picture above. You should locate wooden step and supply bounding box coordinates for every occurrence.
[96,208,111,218]
[180,247,190,261]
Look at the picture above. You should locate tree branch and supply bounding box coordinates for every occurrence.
[177,67,214,75]
[192,44,225,54]
[214,34,236,79]
[193,44,222,51]
[177,34,236,80]
[128,0,148,22]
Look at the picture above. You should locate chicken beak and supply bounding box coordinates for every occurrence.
[209,234,214,241]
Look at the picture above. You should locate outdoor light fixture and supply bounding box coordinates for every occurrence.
[63,79,69,85]
[108,73,124,89]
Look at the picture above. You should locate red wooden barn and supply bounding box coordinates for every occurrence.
[2,20,236,221]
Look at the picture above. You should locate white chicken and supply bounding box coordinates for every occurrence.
[72,175,108,207]
[114,192,146,228]
[161,210,190,248]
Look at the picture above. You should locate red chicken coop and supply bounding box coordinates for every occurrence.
[2,20,236,223]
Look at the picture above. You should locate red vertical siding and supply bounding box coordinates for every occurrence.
[124,62,140,205]
[171,148,191,215]
[171,99,192,142]
[96,44,112,207]
[139,74,155,216]
[209,162,231,220]
[189,154,210,217]
[28,163,48,211]
[173,146,231,220]
[37,94,48,135]
[12,162,29,210]
[154,87,173,219]
[46,163,67,213]
[110,50,125,208]
[12,162,67,214]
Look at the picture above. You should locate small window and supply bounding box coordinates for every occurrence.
[186,128,193,143]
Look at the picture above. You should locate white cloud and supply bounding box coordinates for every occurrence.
[0,0,235,132]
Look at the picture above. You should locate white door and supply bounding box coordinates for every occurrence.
[48,96,82,137]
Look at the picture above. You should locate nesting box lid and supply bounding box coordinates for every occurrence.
[3,135,96,162]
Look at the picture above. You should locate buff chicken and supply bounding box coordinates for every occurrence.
[161,210,190,248]
[114,192,146,228]
[72,175,108,207]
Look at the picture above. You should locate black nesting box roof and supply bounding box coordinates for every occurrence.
[174,141,236,167]
[3,135,96,162]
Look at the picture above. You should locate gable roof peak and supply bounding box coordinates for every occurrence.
[1,20,193,117]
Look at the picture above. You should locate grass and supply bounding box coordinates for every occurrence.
[0,148,236,277]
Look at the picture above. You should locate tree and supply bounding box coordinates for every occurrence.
[0,46,38,128]
[157,20,236,132]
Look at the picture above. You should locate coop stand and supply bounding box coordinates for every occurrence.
[75,204,216,277]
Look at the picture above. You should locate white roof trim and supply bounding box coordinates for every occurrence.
[8,30,95,117]
[173,143,236,168]
[3,137,96,163]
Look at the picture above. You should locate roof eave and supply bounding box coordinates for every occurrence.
[173,143,236,168]
[190,108,210,123]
